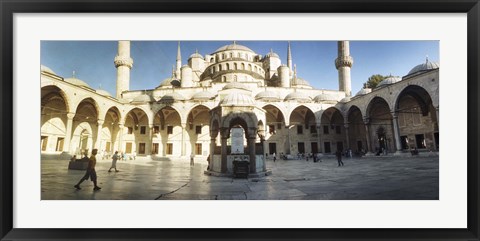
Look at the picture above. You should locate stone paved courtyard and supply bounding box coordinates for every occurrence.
[41,155,439,200]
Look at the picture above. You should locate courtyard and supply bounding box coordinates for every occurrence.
[41,155,439,200]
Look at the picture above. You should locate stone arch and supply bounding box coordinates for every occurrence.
[73,97,100,122]
[221,112,258,138]
[366,96,394,153]
[394,85,438,150]
[288,105,317,127]
[320,107,346,153]
[41,85,71,114]
[122,107,150,155]
[100,106,122,154]
[347,105,367,153]
[152,106,182,156]
[186,104,211,156]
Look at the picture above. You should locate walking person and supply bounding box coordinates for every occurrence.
[190,153,195,166]
[273,152,276,162]
[108,151,120,172]
[336,150,344,167]
[74,149,101,191]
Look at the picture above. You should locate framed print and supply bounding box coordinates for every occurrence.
[1,0,479,240]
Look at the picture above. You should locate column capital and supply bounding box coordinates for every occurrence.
[97,119,104,126]
[67,112,75,119]
[363,117,370,125]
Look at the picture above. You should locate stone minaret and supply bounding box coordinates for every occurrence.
[176,41,182,79]
[287,41,293,78]
[335,41,353,97]
[114,41,133,99]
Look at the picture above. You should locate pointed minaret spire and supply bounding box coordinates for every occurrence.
[287,41,293,78]
[176,41,181,79]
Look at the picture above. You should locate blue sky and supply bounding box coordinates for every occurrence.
[41,41,439,96]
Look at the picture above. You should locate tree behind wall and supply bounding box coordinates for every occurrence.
[364,74,386,89]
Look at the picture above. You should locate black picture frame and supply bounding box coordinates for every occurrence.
[1,0,479,240]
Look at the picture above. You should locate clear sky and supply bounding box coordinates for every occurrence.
[41,41,439,96]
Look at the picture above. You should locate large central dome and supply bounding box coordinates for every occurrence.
[215,43,255,53]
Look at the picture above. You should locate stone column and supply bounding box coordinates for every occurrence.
[317,124,323,153]
[248,136,257,174]
[364,118,373,155]
[286,125,291,154]
[220,128,228,173]
[210,136,216,170]
[391,112,403,154]
[94,119,104,149]
[181,123,187,157]
[63,113,75,153]
[147,124,153,156]
[344,123,350,149]
[117,123,124,152]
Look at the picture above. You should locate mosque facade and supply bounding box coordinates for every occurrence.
[41,41,439,176]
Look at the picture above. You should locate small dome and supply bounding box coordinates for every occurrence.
[131,93,155,103]
[313,93,338,102]
[222,82,250,91]
[159,92,186,102]
[192,91,215,101]
[215,43,255,53]
[64,77,90,88]
[408,59,439,75]
[356,88,372,96]
[189,52,203,59]
[284,92,312,102]
[255,91,280,101]
[158,77,174,87]
[96,89,111,97]
[293,78,311,87]
[220,92,255,106]
[377,76,401,87]
[265,51,280,58]
[41,65,56,75]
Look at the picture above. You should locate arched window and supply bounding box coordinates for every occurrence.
[234,63,238,70]
[222,54,225,59]
[237,52,241,58]
[219,65,223,71]
[248,64,252,71]
[230,52,233,58]
[254,66,258,72]
[226,63,230,70]
[222,76,227,82]
[210,57,215,63]
[241,63,245,70]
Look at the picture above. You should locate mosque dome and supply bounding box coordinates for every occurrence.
[131,93,155,103]
[220,92,255,106]
[222,82,250,91]
[255,91,280,101]
[313,93,338,103]
[41,65,56,75]
[293,78,312,87]
[215,43,255,53]
[158,77,174,88]
[96,89,111,97]
[191,91,215,101]
[189,52,203,59]
[284,92,312,102]
[159,92,186,102]
[265,51,280,58]
[377,75,401,88]
[340,97,351,103]
[407,59,439,75]
[356,88,372,96]
[64,77,90,88]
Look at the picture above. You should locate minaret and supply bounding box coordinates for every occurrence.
[287,41,293,78]
[176,41,182,79]
[114,41,133,99]
[335,41,353,97]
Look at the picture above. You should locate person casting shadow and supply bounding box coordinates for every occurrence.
[74,149,101,191]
